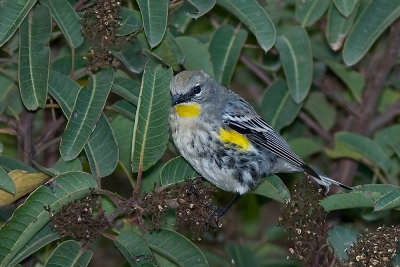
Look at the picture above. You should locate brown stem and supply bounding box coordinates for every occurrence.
[134,168,143,195]
[367,98,400,134]
[0,114,18,129]
[35,116,65,156]
[298,111,333,143]
[239,55,272,85]
[106,196,140,224]
[18,109,35,165]
[319,76,360,118]
[73,0,88,11]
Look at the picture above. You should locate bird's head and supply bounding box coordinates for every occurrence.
[170,71,217,118]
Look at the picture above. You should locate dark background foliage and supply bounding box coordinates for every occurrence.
[0,0,399,266]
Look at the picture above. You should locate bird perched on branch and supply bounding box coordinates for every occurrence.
[169,71,352,223]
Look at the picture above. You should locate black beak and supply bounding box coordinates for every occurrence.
[172,95,185,106]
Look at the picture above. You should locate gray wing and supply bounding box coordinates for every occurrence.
[222,105,320,179]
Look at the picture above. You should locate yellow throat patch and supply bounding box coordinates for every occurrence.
[174,103,202,117]
[217,128,252,151]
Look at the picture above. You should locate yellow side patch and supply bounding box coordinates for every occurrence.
[175,103,202,117]
[217,128,252,151]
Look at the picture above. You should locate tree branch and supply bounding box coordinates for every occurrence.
[239,55,272,85]
[367,98,400,133]
[298,111,333,143]
[18,109,35,165]
[319,76,360,118]
[0,114,18,129]
[35,116,65,156]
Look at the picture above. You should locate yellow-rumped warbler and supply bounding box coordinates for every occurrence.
[169,71,352,199]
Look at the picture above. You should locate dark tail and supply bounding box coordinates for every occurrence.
[302,165,352,193]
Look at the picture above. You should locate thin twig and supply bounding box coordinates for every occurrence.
[0,68,17,82]
[73,0,88,11]
[18,109,35,164]
[35,136,62,156]
[0,114,18,129]
[35,116,65,156]
[239,55,272,85]
[319,76,360,118]
[209,14,220,28]
[0,128,17,135]
[367,98,400,133]
[134,168,143,195]
[298,111,333,143]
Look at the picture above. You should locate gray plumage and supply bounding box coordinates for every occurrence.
[169,70,352,195]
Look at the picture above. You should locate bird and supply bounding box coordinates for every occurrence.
[169,70,352,222]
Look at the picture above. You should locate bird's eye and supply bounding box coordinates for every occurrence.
[193,84,202,94]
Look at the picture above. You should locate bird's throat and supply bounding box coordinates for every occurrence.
[174,103,202,117]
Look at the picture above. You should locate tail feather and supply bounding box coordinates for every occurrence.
[307,169,353,193]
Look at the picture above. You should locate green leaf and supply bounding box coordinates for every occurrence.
[325,60,365,102]
[18,4,51,110]
[333,0,358,17]
[343,0,400,66]
[304,92,336,131]
[320,191,381,211]
[160,156,199,186]
[83,115,119,178]
[137,0,168,48]
[320,184,400,211]
[225,243,258,267]
[51,54,87,76]
[295,0,330,27]
[0,156,36,172]
[110,39,148,74]
[131,63,172,173]
[41,0,84,48]
[374,124,400,156]
[33,157,82,176]
[0,166,15,194]
[0,171,49,207]
[327,226,358,260]
[60,68,114,160]
[9,224,60,266]
[176,36,214,77]
[111,115,134,181]
[216,0,275,52]
[44,240,92,267]
[326,132,390,173]
[253,174,290,203]
[0,171,97,266]
[326,3,357,51]
[111,77,140,105]
[117,7,142,36]
[48,71,80,117]
[143,229,208,266]
[49,71,118,177]
[110,100,137,121]
[165,30,185,65]
[209,25,247,86]
[0,0,36,47]
[144,40,180,70]
[114,231,156,266]
[185,0,215,19]
[260,79,301,131]
[217,0,275,52]
[275,26,312,103]
[374,190,400,211]
[288,137,323,159]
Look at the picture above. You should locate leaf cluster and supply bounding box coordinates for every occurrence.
[0,0,399,266]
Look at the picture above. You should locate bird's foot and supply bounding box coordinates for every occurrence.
[205,204,226,229]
